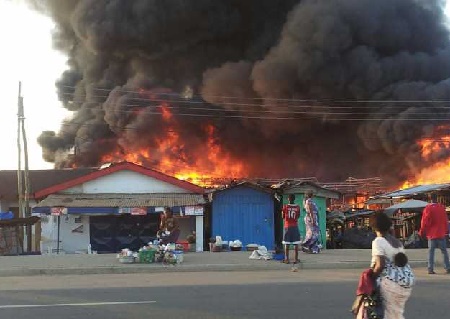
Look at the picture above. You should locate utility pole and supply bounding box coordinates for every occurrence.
[17,81,32,252]
[17,82,24,253]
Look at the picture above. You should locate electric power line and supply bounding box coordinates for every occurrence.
[59,84,450,105]
[53,120,450,142]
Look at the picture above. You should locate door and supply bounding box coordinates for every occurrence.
[212,188,275,248]
[90,214,159,253]
[252,203,274,249]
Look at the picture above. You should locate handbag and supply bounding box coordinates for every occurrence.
[362,290,384,319]
[352,288,384,319]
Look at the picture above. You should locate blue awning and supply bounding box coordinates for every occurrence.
[33,206,185,215]
[32,206,118,215]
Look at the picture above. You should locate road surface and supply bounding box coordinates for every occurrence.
[0,269,447,318]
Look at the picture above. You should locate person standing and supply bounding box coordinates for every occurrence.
[281,194,301,265]
[419,193,450,275]
[302,191,321,254]
[158,207,180,245]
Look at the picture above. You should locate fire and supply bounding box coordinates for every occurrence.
[401,126,450,188]
[159,103,172,121]
[162,124,246,185]
[100,98,246,187]
[401,160,450,189]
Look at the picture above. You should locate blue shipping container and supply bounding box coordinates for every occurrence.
[212,185,275,249]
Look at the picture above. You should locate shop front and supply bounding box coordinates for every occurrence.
[31,162,207,254]
[33,193,206,254]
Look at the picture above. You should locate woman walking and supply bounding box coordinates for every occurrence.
[370,211,413,319]
[302,191,321,254]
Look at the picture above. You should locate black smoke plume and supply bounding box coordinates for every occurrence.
[29,0,450,186]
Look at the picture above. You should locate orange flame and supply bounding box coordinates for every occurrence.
[100,100,246,187]
[160,103,172,121]
[401,126,450,188]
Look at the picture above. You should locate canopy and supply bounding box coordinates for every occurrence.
[383,199,428,215]
[35,193,206,208]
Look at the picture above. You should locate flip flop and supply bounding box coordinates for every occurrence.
[281,259,290,264]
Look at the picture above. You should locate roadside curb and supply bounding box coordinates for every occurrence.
[0,260,428,277]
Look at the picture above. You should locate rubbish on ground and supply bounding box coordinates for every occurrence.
[248,246,272,260]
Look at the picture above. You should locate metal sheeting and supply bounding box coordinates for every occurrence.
[212,186,275,248]
[365,198,393,205]
[378,183,450,198]
[383,199,428,215]
[283,181,341,199]
[344,210,375,219]
[35,193,206,208]
[90,214,159,253]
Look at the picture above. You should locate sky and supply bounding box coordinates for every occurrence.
[1,0,450,171]
[0,0,69,170]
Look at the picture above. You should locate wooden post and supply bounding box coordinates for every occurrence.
[17,82,23,219]
[20,87,32,252]
[57,215,61,254]
[17,82,24,253]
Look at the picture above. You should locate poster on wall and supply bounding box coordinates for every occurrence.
[185,205,204,216]
[118,207,147,215]
[51,207,67,216]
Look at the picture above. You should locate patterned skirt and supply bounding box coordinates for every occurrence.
[302,216,321,253]
[379,278,412,319]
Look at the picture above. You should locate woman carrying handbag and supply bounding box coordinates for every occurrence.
[369,211,415,319]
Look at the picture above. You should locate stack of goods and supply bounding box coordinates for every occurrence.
[229,240,243,251]
[117,248,137,263]
[116,242,184,265]
[138,245,158,263]
[210,236,224,252]
[154,243,183,264]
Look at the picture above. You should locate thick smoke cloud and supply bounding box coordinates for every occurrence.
[29,0,450,186]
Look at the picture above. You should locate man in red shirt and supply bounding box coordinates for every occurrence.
[282,194,301,265]
[419,193,450,274]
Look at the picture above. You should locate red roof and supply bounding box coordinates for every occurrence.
[34,162,204,198]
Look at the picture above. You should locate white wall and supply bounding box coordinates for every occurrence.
[59,215,90,253]
[63,170,191,194]
[196,216,203,252]
[40,214,58,253]
[40,214,90,254]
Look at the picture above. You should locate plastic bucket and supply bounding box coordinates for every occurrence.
[173,250,184,263]
[139,250,156,263]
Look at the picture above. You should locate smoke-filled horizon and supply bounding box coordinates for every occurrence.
[28,0,450,186]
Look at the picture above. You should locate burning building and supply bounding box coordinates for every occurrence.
[27,0,450,188]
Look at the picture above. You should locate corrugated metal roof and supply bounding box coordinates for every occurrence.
[0,168,97,200]
[365,198,393,205]
[345,210,375,219]
[283,181,341,199]
[35,193,206,208]
[383,199,428,215]
[380,183,450,198]
[213,181,275,195]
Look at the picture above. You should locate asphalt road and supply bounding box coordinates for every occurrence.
[0,269,448,319]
